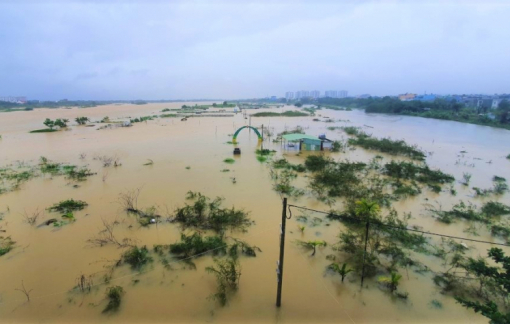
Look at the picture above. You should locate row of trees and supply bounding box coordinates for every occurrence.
[43,118,69,130]
[340,198,510,323]
[314,96,510,125]
[43,117,90,129]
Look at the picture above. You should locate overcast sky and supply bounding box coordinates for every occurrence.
[0,0,509,100]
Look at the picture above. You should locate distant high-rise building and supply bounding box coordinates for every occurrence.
[296,91,308,99]
[337,90,348,98]
[0,96,27,104]
[325,90,337,98]
[285,92,294,100]
[310,90,320,98]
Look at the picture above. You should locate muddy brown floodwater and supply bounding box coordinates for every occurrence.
[0,103,508,323]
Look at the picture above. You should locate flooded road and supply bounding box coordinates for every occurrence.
[0,103,508,323]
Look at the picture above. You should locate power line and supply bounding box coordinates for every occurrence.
[287,204,510,248]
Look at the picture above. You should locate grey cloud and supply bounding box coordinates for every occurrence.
[0,0,509,100]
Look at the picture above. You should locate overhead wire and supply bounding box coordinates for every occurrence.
[288,204,510,247]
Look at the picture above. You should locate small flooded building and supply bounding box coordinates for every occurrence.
[282,133,333,151]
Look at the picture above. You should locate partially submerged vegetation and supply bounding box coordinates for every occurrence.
[75,117,90,125]
[47,199,88,214]
[251,111,309,117]
[296,240,327,256]
[30,118,69,133]
[45,199,88,227]
[103,286,124,313]
[0,166,37,193]
[40,157,96,180]
[427,200,510,242]
[269,168,304,198]
[473,176,509,196]
[130,116,155,123]
[206,257,241,306]
[0,236,15,256]
[383,160,454,186]
[223,158,235,164]
[294,157,443,199]
[343,127,426,161]
[319,96,510,131]
[173,192,253,233]
[330,201,428,280]
[168,232,227,258]
[0,157,96,195]
[122,246,153,270]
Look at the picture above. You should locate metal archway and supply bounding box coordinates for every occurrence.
[232,126,262,144]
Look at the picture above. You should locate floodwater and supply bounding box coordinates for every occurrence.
[0,103,508,323]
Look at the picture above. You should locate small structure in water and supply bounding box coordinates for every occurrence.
[281,133,333,151]
[233,148,241,155]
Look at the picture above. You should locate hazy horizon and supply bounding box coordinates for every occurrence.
[1,0,509,100]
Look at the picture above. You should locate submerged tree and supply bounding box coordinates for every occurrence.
[103,286,124,313]
[75,116,90,125]
[43,118,55,130]
[297,240,327,256]
[174,192,253,233]
[355,199,380,221]
[206,258,241,306]
[328,262,353,282]
[456,248,510,324]
[378,272,402,292]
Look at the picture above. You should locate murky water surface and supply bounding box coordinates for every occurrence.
[0,103,508,323]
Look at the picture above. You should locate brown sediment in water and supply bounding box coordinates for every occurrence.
[0,102,507,323]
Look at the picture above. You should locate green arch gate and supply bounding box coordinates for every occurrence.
[232,126,262,144]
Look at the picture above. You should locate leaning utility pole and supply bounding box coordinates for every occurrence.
[276,198,288,307]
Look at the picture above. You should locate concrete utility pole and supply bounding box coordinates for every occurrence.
[261,124,264,151]
[276,198,288,307]
[360,221,370,289]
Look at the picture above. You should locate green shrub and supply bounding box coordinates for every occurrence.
[0,236,15,256]
[29,129,58,133]
[174,192,252,232]
[122,246,152,270]
[169,232,227,257]
[47,199,88,213]
[348,134,426,161]
[482,201,510,217]
[251,111,308,117]
[103,286,124,313]
[383,161,454,184]
[342,126,361,135]
[304,155,332,172]
[206,258,241,306]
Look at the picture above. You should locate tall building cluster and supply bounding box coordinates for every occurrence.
[0,96,27,104]
[285,90,348,100]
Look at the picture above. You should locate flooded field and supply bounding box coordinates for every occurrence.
[0,102,509,323]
